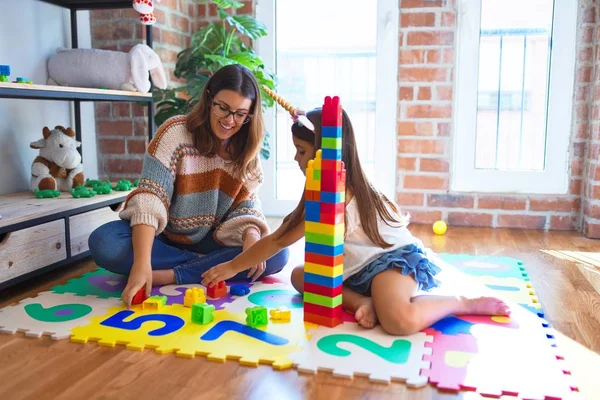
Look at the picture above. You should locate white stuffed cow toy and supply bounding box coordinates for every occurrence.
[30,126,84,192]
[47,44,167,93]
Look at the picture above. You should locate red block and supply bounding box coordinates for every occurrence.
[320,212,344,225]
[305,252,344,267]
[305,190,320,201]
[321,202,344,215]
[132,287,147,305]
[304,311,342,328]
[304,303,342,318]
[304,282,343,297]
[207,281,227,298]
[322,96,342,127]
[321,170,345,192]
[322,159,343,172]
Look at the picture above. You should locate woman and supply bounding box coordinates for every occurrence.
[88,64,289,307]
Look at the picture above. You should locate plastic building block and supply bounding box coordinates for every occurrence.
[143,295,167,310]
[191,303,215,325]
[15,77,32,84]
[132,287,148,305]
[303,95,346,328]
[245,305,268,328]
[230,284,250,296]
[0,76,7,82]
[207,281,227,298]
[270,306,291,322]
[0,65,10,76]
[183,287,206,307]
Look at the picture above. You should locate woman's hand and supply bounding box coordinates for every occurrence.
[243,228,265,281]
[121,261,152,308]
[201,261,237,287]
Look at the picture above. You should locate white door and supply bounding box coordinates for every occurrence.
[256,0,398,216]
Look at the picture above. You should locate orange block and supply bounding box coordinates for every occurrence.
[304,311,343,328]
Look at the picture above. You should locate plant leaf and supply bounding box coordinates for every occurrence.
[228,15,267,39]
[203,0,243,9]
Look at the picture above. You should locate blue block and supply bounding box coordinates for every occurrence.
[306,200,320,222]
[320,192,343,204]
[322,148,341,160]
[0,65,9,76]
[322,126,342,138]
[304,272,343,287]
[305,242,343,257]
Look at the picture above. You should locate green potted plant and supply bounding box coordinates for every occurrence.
[153,0,277,159]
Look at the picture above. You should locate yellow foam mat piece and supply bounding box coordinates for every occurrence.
[71,304,313,370]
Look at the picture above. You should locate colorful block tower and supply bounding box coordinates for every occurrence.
[303,95,346,328]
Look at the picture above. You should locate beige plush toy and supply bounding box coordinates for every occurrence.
[30,126,84,192]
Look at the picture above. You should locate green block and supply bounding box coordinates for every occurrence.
[0,76,8,82]
[192,303,215,325]
[305,232,344,246]
[322,137,342,149]
[245,305,268,328]
[304,292,342,308]
[313,169,321,181]
[147,295,167,307]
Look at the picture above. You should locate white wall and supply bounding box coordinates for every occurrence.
[0,0,97,196]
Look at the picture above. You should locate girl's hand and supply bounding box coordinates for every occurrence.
[243,228,265,281]
[121,262,152,308]
[201,261,236,287]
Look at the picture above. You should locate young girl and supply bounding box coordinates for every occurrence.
[88,64,289,308]
[201,107,510,335]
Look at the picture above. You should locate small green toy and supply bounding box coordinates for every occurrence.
[133,178,140,187]
[34,189,61,198]
[113,179,133,191]
[245,306,268,328]
[94,181,113,194]
[71,184,96,198]
[191,303,215,325]
[85,179,103,188]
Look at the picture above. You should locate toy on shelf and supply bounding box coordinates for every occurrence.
[207,281,227,299]
[14,77,33,84]
[47,44,166,93]
[270,306,291,322]
[230,284,250,296]
[184,287,206,307]
[30,126,84,193]
[71,185,96,198]
[132,0,162,25]
[113,179,133,191]
[34,189,61,199]
[132,287,148,305]
[302,96,346,328]
[246,306,268,328]
[191,303,215,325]
[262,85,315,132]
[0,65,9,82]
[143,295,167,310]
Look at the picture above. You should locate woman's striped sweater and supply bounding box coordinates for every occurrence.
[119,115,269,246]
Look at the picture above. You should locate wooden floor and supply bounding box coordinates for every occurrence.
[1,224,600,400]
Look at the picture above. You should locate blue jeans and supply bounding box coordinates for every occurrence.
[88,220,289,284]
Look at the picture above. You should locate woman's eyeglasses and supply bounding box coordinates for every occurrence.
[212,102,252,125]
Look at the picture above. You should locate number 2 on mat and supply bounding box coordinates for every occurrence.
[100,310,185,336]
[317,334,412,364]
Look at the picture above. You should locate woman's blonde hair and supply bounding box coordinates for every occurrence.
[186,64,264,180]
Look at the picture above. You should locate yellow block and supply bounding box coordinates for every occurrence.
[305,221,344,236]
[304,262,343,277]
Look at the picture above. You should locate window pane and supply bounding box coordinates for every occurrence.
[274,0,377,200]
[475,0,554,171]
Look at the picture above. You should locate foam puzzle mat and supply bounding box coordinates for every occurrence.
[0,253,578,399]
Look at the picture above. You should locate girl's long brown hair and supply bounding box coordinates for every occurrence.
[186,64,263,180]
[278,108,409,248]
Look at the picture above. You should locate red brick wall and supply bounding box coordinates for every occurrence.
[396,0,592,234]
[582,1,600,237]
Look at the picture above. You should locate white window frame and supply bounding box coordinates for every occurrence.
[255,0,398,216]
[452,0,577,194]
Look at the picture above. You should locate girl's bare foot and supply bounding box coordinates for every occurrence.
[459,296,511,316]
[354,298,379,329]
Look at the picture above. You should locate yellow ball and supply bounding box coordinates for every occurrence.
[432,220,447,235]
